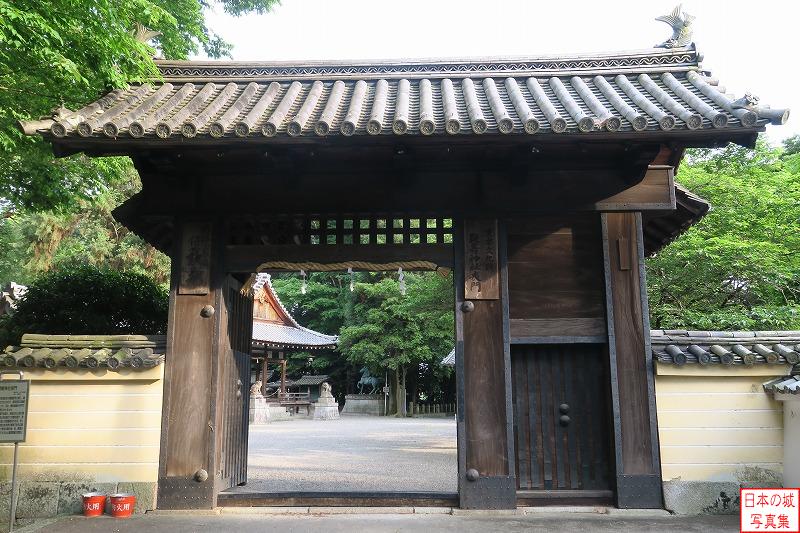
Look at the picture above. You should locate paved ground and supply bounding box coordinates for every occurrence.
[31,511,741,533]
[242,416,457,492]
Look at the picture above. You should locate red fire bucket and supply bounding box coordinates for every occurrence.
[109,493,136,518]
[82,492,107,517]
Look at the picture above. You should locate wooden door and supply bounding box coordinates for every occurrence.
[511,344,613,493]
[215,276,254,491]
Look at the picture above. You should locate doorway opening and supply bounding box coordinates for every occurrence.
[218,212,459,505]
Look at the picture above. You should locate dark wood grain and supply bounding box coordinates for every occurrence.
[463,219,499,300]
[510,344,612,492]
[215,277,254,492]
[507,215,605,323]
[163,222,216,477]
[158,219,221,510]
[510,318,606,338]
[604,213,653,475]
[592,166,674,210]
[178,222,212,295]
[463,298,507,475]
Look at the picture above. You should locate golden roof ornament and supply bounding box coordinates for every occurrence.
[655,4,694,48]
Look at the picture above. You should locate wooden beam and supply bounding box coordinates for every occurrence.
[509,318,606,338]
[592,165,674,211]
[225,244,453,273]
[601,212,663,509]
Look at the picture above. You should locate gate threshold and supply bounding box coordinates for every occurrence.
[217,491,458,508]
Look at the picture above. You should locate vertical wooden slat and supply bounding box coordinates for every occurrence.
[564,350,579,489]
[527,351,541,489]
[574,349,592,488]
[551,348,566,488]
[510,343,613,496]
[512,353,531,488]
[463,299,507,473]
[229,286,237,484]
[538,351,552,490]
[511,356,527,490]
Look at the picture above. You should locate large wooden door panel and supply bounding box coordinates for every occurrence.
[511,344,613,492]
[214,276,253,493]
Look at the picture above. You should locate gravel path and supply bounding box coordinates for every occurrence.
[242,416,457,492]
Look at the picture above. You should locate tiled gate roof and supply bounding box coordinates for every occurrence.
[19,48,788,142]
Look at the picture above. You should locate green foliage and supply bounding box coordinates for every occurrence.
[783,135,800,156]
[0,264,168,346]
[271,271,455,404]
[0,0,279,210]
[647,139,800,330]
[0,170,169,286]
[338,273,454,373]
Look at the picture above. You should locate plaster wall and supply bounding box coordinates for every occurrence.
[0,367,163,520]
[655,363,788,514]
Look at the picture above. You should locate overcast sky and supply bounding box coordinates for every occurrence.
[202,0,796,143]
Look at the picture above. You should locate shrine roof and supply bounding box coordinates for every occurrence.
[252,321,338,350]
[19,47,789,144]
[291,374,329,386]
[250,273,338,350]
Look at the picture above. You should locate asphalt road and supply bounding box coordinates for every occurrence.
[242,416,458,492]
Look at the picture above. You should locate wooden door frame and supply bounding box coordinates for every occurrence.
[454,218,517,509]
[601,212,663,508]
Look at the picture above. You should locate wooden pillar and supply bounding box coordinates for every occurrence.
[157,219,224,509]
[261,357,268,397]
[280,359,287,396]
[455,219,516,509]
[601,212,663,508]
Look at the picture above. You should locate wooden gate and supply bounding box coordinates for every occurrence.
[214,276,254,491]
[511,344,613,497]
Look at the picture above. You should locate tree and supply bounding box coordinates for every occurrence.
[783,135,800,157]
[0,169,170,286]
[0,264,169,347]
[647,139,800,330]
[338,272,454,416]
[1,0,279,211]
[270,271,455,414]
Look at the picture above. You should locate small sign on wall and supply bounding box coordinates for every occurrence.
[0,380,29,443]
[464,219,499,300]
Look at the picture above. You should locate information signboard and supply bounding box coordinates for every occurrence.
[0,380,29,443]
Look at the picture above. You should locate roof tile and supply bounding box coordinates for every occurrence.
[21,49,788,142]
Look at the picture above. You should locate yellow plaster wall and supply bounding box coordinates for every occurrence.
[0,366,163,483]
[655,363,787,482]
